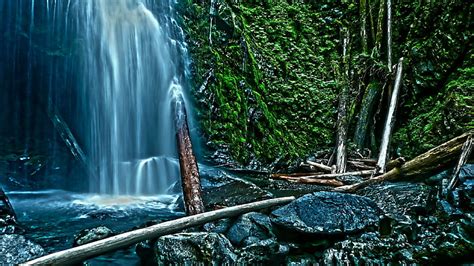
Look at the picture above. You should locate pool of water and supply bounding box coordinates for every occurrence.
[8,190,184,265]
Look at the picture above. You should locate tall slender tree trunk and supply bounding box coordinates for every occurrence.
[376,58,403,173]
[336,28,351,173]
[386,0,392,70]
[360,0,368,54]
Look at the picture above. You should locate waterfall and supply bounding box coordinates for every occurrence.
[76,0,190,195]
[1,0,192,195]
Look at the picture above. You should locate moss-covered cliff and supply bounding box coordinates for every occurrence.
[179,0,472,166]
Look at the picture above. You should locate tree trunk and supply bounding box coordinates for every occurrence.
[175,95,205,215]
[386,0,392,70]
[360,0,368,54]
[47,106,96,179]
[336,131,473,192]
[354,82,381,149]
[376,58,403,173]
[336,27,351,173]
[447,136,473,191]
[24,196,295,265]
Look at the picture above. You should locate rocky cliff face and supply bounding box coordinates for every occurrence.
[178,0,472,167]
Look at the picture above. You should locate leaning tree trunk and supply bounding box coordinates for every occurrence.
[376,58,403,173]
[175,95,205,215]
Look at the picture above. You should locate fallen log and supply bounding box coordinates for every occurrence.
[292,170,375,180]
[376,58,403,173]
[24,196,295,265]
[271,175,344,186]
[306,161,332,172]
[175,94,205,215]
[335,131,473,192]
[447,136,473,191]
[271,172,325,178]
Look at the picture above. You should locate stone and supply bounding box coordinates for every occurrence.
[140,232,237,265]
[236,238,289,264]
[0,234,44,264]
[226,212,274,246]
[203,218,233,234]
[73,226,114,247]
[200,166,272,208]
[321,232,414,265]
[271,192,382,236]
[359,182,437,223]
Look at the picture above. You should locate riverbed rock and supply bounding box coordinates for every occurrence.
[321,232,414,265]
[73,226,114,246]
[200,166,272,208]
[359,182,437,223]
[0,234,44,264]
[140,232,237,265]
[236,238,289,264]
[226,212,275,246]
[271,192,382,236]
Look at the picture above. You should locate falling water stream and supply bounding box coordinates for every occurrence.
[1,0,195,263]
[80,0,188,195]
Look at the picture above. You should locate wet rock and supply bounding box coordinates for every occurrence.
[0,234,44,264]
[203,218,233,234]
[73,226,114,247]
[226,212,274,246]
[140,232,237,265]
[359,182,437,222]
[321,232,414,265]
[200,167,272,208]
[286,254,319,265]
[271,192,382,236]
[236,238,289,264]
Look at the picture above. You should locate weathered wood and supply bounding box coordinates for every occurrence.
[175,95,205,215]
[376,58,403,173]
[336,131,473,192]
[447,136,473,191]
[271,172,325,178]
[387,0,392,70]
[48,106,96,179]
[306,161,332,172]
[280,170,374,180]
[270,175,344,186]
[335,27,351,174]
[24,196,295,265]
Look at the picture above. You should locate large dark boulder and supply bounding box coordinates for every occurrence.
[0,234,44,264]
[271,192,382,236]
[200,166,272,208]
[226,212,275,246]
[137,232,237,265]
[359,182,437,223]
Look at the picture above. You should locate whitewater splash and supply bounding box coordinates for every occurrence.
[76,0,191,195]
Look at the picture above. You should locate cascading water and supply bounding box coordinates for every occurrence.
[1,0,194,195]
[77,0,189,195]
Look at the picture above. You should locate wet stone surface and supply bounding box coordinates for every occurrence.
[271,192,383,235]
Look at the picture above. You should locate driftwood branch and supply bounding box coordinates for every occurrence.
[306,161,332,172]
[175,95,205,215]
[25,196,295,265]
[335,131,473,192]
[447,136,473,191]
[271,175,344,186]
